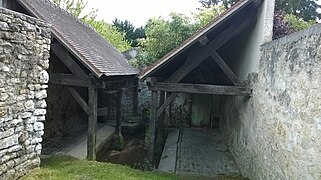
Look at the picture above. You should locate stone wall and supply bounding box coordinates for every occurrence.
[220,24,321,179]
[0,8,51,179]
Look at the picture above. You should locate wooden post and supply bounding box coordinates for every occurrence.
[148,90,158,162]
[87,86,98,160]
[115,88,123,134]
[156,91,165,148]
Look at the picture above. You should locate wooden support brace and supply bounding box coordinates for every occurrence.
[210,51,241,85]
[68,87,90,114]
[157,93,178,118]
[87,87,98,160]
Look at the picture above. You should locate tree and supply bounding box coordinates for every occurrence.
[199,0,321,21]
[275,0,321,21]
[52,0,130,51]
[136,5,225,67]
[112,19,146,47]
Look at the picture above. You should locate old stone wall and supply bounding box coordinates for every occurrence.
[0,8,51,179]
[220,24,321,179]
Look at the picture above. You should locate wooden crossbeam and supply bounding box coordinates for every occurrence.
[50,73,92,87]
[51,44,88,77]
[210,52,241,85]
[165,14,256,83]
[150,82,251,96]
[157,93,178,118]
[67,87,90,114]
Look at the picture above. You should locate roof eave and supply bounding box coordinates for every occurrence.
[138,0,257,80]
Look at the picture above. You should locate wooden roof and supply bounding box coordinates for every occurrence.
[17,0,138,78]
[139,0,261,80]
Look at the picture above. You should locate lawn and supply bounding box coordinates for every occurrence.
[22,156,176,180]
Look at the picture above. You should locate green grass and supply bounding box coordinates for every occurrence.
[22,156,175,180]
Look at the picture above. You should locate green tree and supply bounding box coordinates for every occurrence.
[52,0,130,51]
[112,19,146,47]
[199,0,321,21]
[136,5,225,67]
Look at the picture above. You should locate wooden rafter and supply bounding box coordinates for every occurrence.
[51,44,88,77]
[165,14,256,83]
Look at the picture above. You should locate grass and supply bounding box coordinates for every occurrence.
[22,156,175,180]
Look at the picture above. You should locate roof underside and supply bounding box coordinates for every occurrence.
[139,0,260,80]
[17,0,137,77]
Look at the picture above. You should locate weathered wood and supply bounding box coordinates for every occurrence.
[150,83,251,96]
[51,44,88,77]
[156,91,166,152]
[148,91,158,162]
[50,73,92,87]
[199,35,209,46]
[67,87,90,114]
[165,14,256,83]
[115,89,123,134]
[157,93,178,118]
[87,87,98,160]
[97,107,108,116]
[210,51,241,85]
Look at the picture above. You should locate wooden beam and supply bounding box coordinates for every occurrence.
[150,82,251,96]
[68,87,90,114]
[199,35,209,46]
[210,51,241,85]
[165,14,256,83]
[148,91,158,162]
[87,87,98,160]
[50,73,92,87]
[51,44,88,77]
[157,93,177,118]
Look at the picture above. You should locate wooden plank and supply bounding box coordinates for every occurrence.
[150,83,251,96]
[68,87,90,114]
[115,89,123,134]
[210,51,241,85]
[148,91,158,162]
[50,73,92,87]
[87,87,98,160]
[157,93,178,118]
[51,44,88,77]
[165,14,256,83]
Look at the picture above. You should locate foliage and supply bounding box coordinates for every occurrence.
[283,13,316,31]
[52,0,130,51]
[133,158,154,171]
[275,0,321,21]
[137,5,224,66]
[194,5,226,28]
[199,0,321,21]
[21,156,175,180]
[273,11,295,40]
[112,19,146,47]
[109,133,124,150]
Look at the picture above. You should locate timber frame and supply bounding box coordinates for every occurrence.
[49,43,126,160]
[140,0,261,162]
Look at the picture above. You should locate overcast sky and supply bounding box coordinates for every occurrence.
[84,0,201,27]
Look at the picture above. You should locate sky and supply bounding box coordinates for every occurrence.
[84,0,201,27]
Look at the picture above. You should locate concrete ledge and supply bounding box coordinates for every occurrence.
[157,129,180,173]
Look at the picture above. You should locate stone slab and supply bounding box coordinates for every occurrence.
[157,129,180,173]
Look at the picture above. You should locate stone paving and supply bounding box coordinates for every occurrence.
[159,128,242,178]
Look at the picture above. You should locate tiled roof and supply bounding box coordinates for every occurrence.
[17,0,137,77]
[139,0,261,79]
